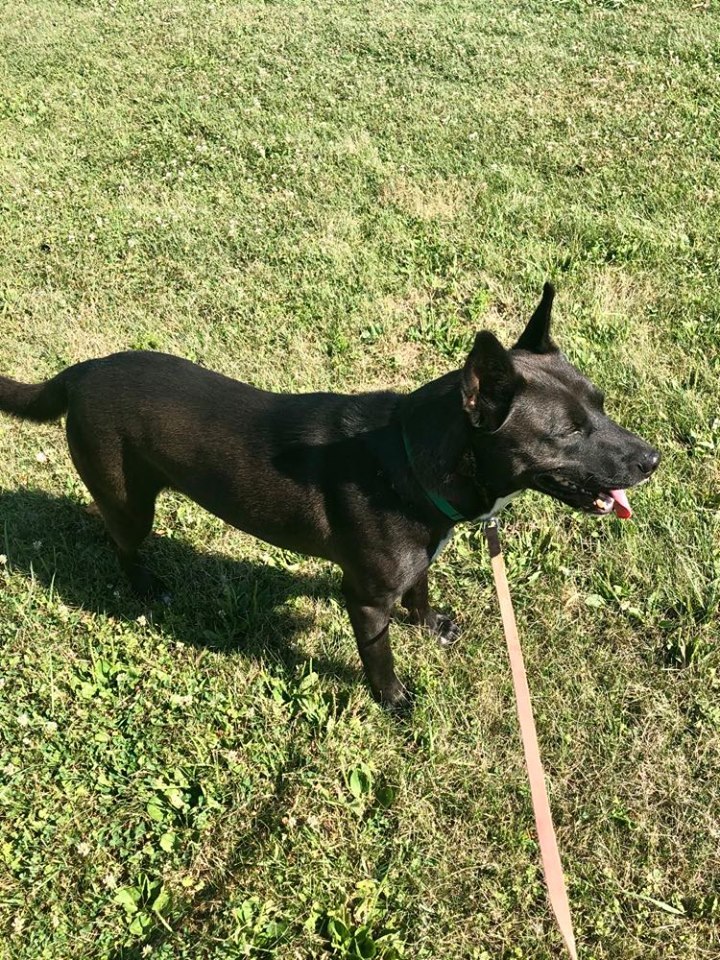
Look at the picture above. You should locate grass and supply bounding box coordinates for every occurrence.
[1,0,719,957]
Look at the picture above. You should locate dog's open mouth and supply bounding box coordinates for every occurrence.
[535,477,634,519]
[591,488,632,518]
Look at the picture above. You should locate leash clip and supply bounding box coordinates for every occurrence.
[481,516,501,557]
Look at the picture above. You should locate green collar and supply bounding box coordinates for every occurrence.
[401,423,466,524]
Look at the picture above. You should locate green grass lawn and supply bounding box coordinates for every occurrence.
[1,1,719,957]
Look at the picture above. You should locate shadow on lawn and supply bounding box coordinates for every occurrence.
[0,486,358,685]
[2,487,372,956]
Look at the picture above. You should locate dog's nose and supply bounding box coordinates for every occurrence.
[638,448,661,476]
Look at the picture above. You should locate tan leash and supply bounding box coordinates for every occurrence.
[484,520,578,959]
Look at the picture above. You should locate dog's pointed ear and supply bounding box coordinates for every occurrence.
[462,331,519,429]
[513,281,558,353]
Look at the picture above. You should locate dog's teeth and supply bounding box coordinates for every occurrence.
[594,497,607,510]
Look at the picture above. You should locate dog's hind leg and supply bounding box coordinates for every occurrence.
[402,572,460,648]
[66,415,165,599]
[93,493,164,599]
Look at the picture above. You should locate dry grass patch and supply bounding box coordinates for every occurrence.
[379,176,471,223]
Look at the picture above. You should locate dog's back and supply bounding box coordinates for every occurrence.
[0,351,407,562]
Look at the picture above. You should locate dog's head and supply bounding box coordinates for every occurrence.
[462,283,660,517]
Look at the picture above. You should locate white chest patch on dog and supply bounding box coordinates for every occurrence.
[429,492,519,563]
[430,529,454,563]
[478,492,519,520]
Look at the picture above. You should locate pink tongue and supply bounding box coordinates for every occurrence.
[610,489,632,520]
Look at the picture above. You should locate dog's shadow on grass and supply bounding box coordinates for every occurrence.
[3,488,369,957]
[0,487,358,686]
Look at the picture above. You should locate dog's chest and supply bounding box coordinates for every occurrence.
[429,492,518,563]
[480,492,518,520]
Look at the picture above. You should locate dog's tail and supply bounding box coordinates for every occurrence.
[0,369,71,423]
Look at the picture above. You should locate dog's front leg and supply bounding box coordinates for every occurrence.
[402,572,461,648]
[342,581,410,710]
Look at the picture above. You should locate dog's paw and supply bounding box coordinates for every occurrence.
[378,681,414,715]
[128,565,169,602]
[434,613,461,649]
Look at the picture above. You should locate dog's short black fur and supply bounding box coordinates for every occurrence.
[0,284,659,708]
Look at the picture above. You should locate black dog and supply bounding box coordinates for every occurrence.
[0,284,659,708]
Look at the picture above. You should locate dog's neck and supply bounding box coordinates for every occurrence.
[400,372,505,523]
